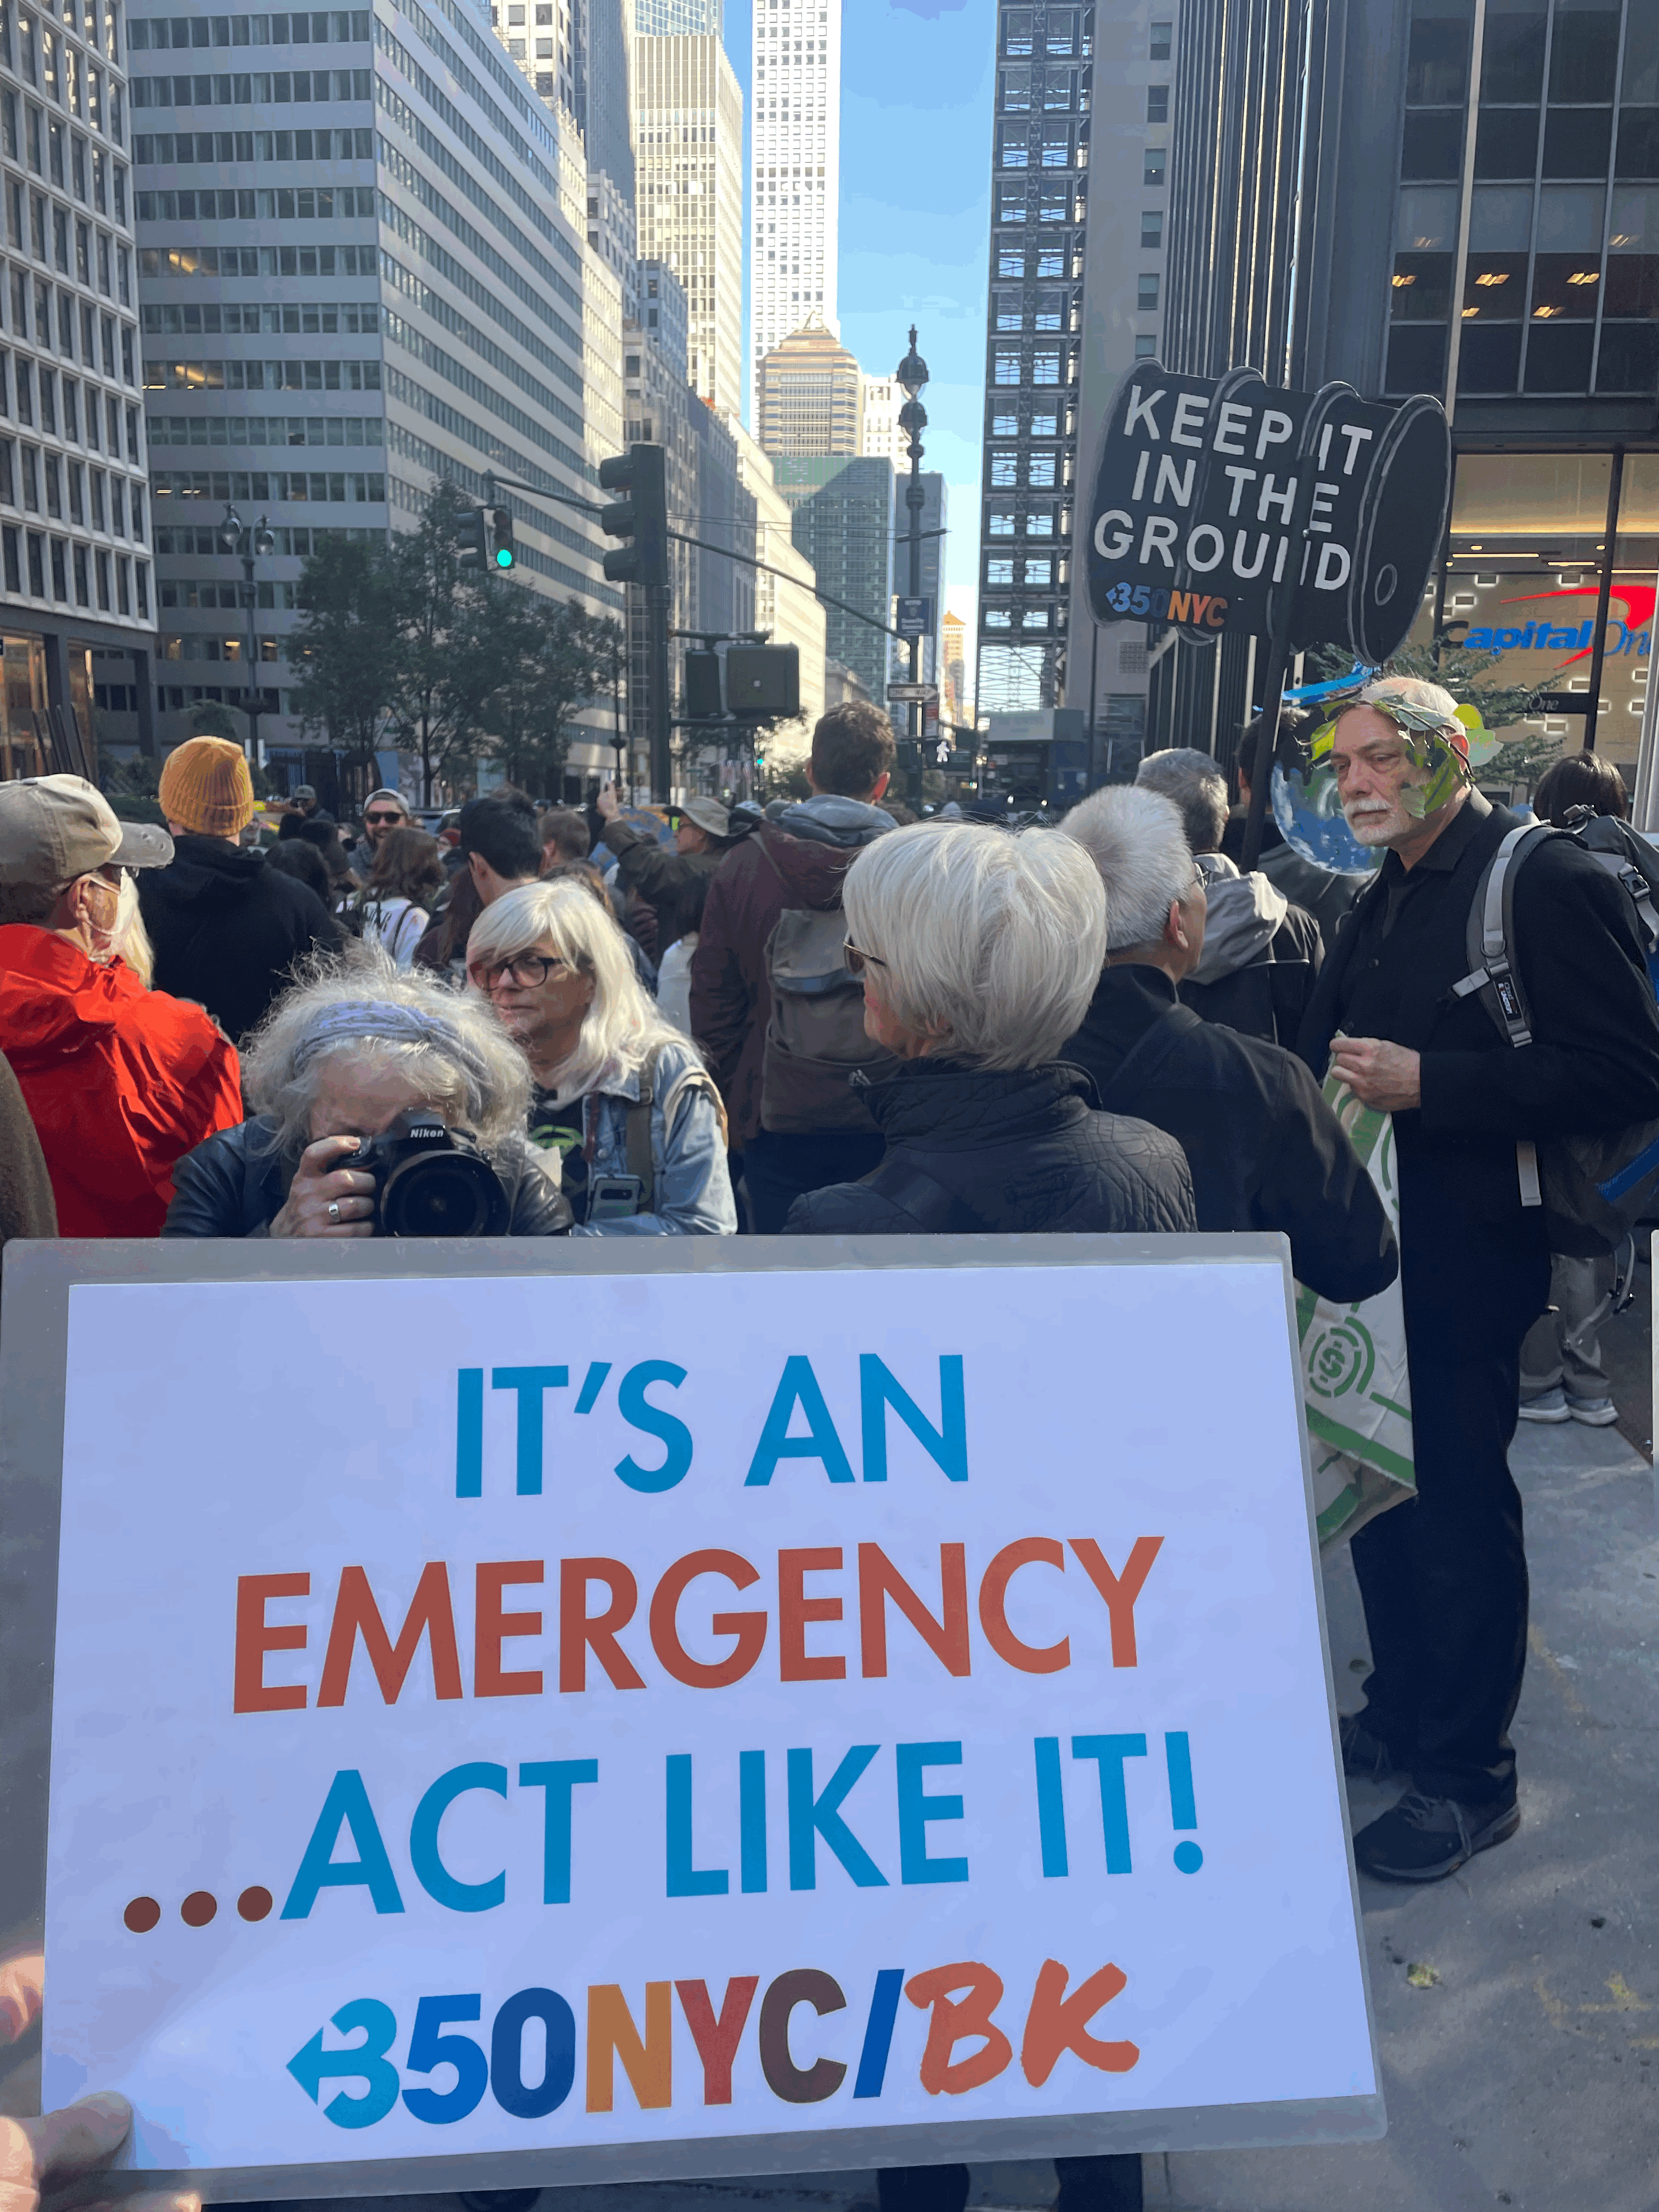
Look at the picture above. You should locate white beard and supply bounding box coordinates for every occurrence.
[1344,799,1414,847]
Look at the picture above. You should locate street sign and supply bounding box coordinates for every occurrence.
[5,1239,1381,2198]
[887,681,938,704]
[895,596,933,639]
[1082,362,1449,663]
[935,744,974,772]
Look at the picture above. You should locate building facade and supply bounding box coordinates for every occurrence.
[973,0,1091,718]
[860,369,899,463]
[631,30,742,410]
[726,409,823,760]
[131,0,623,778]
[0,0,155,775]
[748,0,837,414]
[1137,0,1657,776]
[754,312,857,455]
[1060,0,1171,764]
[771,450,890,703]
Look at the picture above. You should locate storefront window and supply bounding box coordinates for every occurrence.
[1435,452,1654,774]
[0,632,48,779]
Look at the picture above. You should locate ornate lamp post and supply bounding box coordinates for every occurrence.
[896,327,929,768]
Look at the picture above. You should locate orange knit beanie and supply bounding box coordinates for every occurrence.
[158,737,255,838]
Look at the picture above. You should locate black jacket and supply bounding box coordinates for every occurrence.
[783,1059,1195,1235]
[163,1118,574,1237]
[1064,964,1397,1302]
[602,813,721,949]
[1298,792,1659,1350]
[139,835,341,1043]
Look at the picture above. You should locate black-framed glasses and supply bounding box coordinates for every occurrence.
[842,938,888,975]
[364,809,405,826]
[471,951,576,990]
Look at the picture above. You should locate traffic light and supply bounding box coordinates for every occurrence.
[598,444,669,589]
[448,503,489,573]
[489,507,515,571]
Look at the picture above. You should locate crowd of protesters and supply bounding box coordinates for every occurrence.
[3,682,1658,2212]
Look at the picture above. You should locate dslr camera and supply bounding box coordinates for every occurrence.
[354,1109,510,1237]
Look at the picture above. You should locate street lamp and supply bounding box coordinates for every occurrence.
[895,326,929,776]
[221,504,277,769]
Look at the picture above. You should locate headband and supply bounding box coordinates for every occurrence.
[291,1001,490,1090]
[1307,692,1490,819]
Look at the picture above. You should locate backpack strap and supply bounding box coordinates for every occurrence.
[858,1155,990,1233]
[624,1045,660,1202]
[1096,1001,1205,1116]
[1453,822,1555,1048]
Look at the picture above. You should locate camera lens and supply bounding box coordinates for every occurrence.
[379,1150,510,1237]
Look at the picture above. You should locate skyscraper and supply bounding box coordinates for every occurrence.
[632,31,743,409]
[755,314,860,455]
[1133,0,1658,774]
[1062,2,1173,757]
[748,0,838,413]
[771,453,892,703]
[974,0,1090,715]
[132,0,621,774]
[0,0,155,768]
[859,373,901,464]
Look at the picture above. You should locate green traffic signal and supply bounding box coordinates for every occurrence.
[495,547,514,569]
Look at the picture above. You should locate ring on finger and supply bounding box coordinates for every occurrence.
[328,1201,341,1223]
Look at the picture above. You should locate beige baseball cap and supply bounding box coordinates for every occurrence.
[0,775,174,887]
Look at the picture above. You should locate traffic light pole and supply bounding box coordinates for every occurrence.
[646,583,673,803]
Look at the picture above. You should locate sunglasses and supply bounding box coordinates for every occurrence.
[365,810,405,826]
[842,938,887,975]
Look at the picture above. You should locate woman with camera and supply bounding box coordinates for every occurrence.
[163,950,572,1237]
[466,878,736,1236]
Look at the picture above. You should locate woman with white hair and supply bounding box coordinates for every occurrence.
[782,821,1194,1234]
[163,947,571,1237]
[466,877,736,1236]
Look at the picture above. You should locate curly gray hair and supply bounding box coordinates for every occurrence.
[242,946,532,1160]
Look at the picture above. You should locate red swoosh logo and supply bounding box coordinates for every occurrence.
[1497,584,1658,667]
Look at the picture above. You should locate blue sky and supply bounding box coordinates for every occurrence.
[725,0,994,627]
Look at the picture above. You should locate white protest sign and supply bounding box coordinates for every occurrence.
[37,1252,1378,2183]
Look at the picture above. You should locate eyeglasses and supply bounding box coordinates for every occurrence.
[1189,861,1209,896]
[365,809,405,826]
[842,938,888,975]
[470,951,576,990]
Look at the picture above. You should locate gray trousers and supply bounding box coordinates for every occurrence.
[1519,1254,1610,1398]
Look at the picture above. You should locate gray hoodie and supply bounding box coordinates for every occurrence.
[1190,853,1290,983]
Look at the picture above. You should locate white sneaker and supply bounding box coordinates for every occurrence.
[1566,1392,1619,1427]
[1519,1387,1570,1424]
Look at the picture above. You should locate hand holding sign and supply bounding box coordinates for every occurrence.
[0,1951,200,2212]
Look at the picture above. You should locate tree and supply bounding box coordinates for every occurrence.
[188,700,245,744]
[473,590,622,798]
[288,537,400,781]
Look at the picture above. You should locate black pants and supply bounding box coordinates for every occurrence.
[1350,1343,1528,1809]
[876,2158,1143,2212]
[739,1127,885,1233]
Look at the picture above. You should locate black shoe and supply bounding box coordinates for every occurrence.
[1339,1713,1403,1784]
[1354,1789,1520,1883]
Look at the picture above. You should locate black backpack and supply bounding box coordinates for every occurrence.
[1454,810,1659,1256]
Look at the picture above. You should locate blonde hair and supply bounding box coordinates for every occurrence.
[466,877,693,1103]
[112,872,155,986]
[842,821,1107,1070]
[242,944,531,1160]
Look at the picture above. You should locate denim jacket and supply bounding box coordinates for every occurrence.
[569,1034,737,1237]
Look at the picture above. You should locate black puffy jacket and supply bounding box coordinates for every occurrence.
[783,1059,1195,1235]
[163,1118,573,1237]
[138,835,341,1043]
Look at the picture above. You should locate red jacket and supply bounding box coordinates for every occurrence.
[0,926,243,1236]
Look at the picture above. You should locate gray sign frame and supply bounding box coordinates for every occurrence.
[0,1233,1385,2197]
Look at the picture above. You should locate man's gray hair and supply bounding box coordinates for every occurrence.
[1348,674,1464,735]
[1136,746,1229,853]
[841,821,1106,1070]
[1062,785,1194,952]
[242,945,531,1160]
